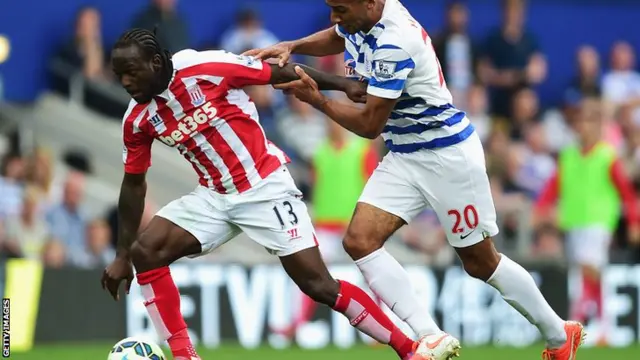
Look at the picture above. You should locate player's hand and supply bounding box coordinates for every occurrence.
[242,41,295,68]
[274,66,327,108]
[101,255,134,301]
[344,80,367,104]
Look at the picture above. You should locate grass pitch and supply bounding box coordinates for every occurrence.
[7,343,639,360]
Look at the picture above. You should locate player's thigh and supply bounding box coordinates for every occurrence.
[352,154,426,249]
[418,133,499,248]
[567,227,611,270]
[155,186,241,258]
[229,170,318,257]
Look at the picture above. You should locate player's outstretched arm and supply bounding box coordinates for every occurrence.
[269,63,366,103]
[116,172,147,257]
[244,27,344,66]
[275,66,394,139]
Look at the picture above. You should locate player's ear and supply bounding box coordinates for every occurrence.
[366,0,376,10]
[151,54,162,72]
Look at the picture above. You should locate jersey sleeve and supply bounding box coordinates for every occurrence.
[122,103,153,174]
[367,44,415,99]
[178,50,273,88]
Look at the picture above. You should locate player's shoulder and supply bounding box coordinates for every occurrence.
[376,18,423,57]
[172,49,260,70]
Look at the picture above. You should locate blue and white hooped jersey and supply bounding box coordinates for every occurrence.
[336,0,474,153]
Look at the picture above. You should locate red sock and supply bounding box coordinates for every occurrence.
[137,267,199,359]
[333,280,415,359]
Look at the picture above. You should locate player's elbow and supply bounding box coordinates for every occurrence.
[361,122,385,140]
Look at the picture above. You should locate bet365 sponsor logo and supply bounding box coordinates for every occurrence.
[158,102,218,147]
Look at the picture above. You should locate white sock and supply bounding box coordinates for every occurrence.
[487,254,567,347]
[355,247,440,337]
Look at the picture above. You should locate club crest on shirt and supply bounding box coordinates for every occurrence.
[374,60,396,79]
[187,84,206,107]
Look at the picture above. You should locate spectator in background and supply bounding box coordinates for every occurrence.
[219,8,278,55]
[466,83,492,143]
[4,186,50,260]
[276,96,327,163]
[531,224,564,261]
[46,171,87,265]
[602,41,640,124]
[515,123,555,199]
[55,7,107,81]
[566,46,601,99]
[73,219,115,269]
[0,152,25,220]
[25,147,58,211]
[432,0,476,107]
[41,240,66,269]
[132,0,189,54]
[508,87,540,140]
[478,0,546,118]
[535,98,640,343]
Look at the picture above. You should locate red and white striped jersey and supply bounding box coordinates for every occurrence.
[121,49,290,194]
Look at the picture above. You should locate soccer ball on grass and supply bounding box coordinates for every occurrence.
[108,337,166,360]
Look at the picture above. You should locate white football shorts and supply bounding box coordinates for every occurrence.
[359,130,499,248]
[155,166,318,257]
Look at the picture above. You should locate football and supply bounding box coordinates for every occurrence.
[107,337,166,360]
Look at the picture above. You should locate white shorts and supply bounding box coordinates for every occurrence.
[359,131,499,248]
[566,227,611,269]
[156,166,318,257]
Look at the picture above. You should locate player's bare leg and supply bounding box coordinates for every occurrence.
[129,216,203,360]
[343,203,460,360]
[280,246,416,360]
[455,237,585,359]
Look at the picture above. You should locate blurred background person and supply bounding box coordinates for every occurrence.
[219,8,278,54]
[534,98,640,344]
[3,185,50,260]
[432,0,476,108]
[478,0,547,118]
[131,0,189,54]
[46,171,88,265]
[0,152,25,220]
[54,7,108,81]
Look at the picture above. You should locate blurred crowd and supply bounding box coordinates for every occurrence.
[2,0,640,268]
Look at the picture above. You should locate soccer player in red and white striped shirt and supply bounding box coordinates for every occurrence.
[100,28,417,360]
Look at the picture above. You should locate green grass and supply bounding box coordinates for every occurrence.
[7,344,640,360]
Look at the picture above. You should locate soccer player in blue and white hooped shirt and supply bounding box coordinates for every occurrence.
[246,1,584,359]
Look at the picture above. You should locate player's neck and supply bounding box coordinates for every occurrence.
[363,0,385,33]
[156,60,175,95]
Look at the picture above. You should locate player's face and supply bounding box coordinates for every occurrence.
[326,0,376,34]
[111,45,162,104]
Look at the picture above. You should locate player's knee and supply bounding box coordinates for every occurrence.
[299,278,340,306]
[457,238,501,281]
[343,227,382,260]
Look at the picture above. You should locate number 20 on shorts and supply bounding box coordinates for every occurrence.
[447,205,479,234]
